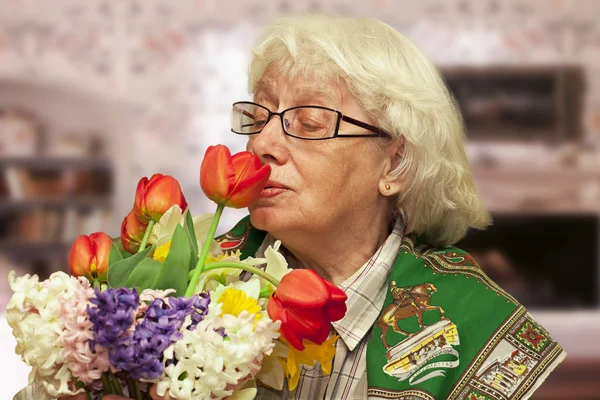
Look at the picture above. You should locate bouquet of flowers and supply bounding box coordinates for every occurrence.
[6,145,347,400]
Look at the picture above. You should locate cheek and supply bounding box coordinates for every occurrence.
[298,155,346,195]
[298,150,377,206]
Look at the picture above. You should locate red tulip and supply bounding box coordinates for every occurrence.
[267,269,347,351]
[134,174,187,222]
[200,145,271,208]
[68,232,113,278]
[121,210,149,254]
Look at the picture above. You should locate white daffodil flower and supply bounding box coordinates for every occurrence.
[243,241,293,298]
[264,241,293,280]
[256,340,289,390]
[148,205,221,257]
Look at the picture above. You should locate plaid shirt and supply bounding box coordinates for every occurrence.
[255,221,404,400]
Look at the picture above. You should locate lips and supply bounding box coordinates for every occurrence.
[260,180,290,198]
[264,180,288,190]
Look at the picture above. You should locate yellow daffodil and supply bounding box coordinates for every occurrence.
[218,287,262,320]
[152,240,172,262]
[195,251,249,292]
[281,334,339,391]
[206,250,241,264]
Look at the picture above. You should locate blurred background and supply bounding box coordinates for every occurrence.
[0,0,599,398]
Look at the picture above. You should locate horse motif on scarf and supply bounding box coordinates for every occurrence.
[377,281,461,385]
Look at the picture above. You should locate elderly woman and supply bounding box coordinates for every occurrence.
[95,14,564,400]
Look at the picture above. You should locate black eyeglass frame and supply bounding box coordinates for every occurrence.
[232,101,391,141]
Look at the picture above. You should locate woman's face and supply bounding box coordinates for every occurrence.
[247,72,393,237]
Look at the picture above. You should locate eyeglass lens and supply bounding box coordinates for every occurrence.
[232,103,337,139]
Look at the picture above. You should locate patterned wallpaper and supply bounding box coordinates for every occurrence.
[1,0,599,231]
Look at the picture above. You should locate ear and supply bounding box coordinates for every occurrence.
[378,139,404,197]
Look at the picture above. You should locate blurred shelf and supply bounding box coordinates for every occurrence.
[0,240,72,258]
[0,156,112,170]
[0,197,112,214]
[472,166,600,181]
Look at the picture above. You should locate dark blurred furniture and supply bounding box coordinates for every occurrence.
[457,213,599,309]
[441,66,584,142]
[533,358,600,399]
[0,156,113,277]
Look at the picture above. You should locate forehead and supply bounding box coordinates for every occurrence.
[254,70,343,106]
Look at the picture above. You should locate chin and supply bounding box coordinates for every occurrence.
[249,205,294,234]
[248,206,277,232]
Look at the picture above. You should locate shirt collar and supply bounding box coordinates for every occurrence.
[332,220,404,351]
[255,220,404,352]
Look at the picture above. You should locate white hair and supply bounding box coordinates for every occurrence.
[248,14,491,246]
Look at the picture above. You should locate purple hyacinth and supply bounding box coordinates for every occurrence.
[109,293,211,380]
[189,292,210,330]
[87,288,139,350]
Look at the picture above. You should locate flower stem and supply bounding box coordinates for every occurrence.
[137,220,156,254]
[185,203,225,297]
[134,381,142,400]
[101,372,113,394]
[109,371,123,395]
[188,260,280,287]
[126,378,136,399]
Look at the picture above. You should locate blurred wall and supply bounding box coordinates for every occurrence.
[0,0,599,226]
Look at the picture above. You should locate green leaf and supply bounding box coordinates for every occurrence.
[183,208,199,272]
[112,236,134,259]
[109,244,123,266]
[125,258,163,292]
[259,285,275,299]
[152,224,190,296]
[107,246,153,288]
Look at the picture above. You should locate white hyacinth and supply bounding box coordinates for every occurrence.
[156,295,280,400]
[6,271,84,399]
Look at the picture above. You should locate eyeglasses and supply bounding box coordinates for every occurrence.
[231,101,391,140]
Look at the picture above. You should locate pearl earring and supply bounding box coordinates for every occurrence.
[385,184,391,191]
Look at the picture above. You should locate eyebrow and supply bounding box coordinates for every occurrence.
[254,83,340,107]
[254,80,274,97]
[296,87,339,105]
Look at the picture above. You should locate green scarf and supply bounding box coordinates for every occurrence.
[218,217,565,400]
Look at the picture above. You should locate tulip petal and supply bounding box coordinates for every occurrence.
[200,145,236,204]
[122,211,148,243]
[281,307,328,350]
[276,270,329,308]
[286,306,326,334]
[267,295,287,325]
[325,279,347,302]
[90,232,113,276]
[280,321,305,351]
[226,164,271,208]
[121,235,140,254]
[268,271,348,350]
[311,314,332,344]
[231,151,262,178]
[69,235,94,276]
[144,175,187,221]
[225,151,268,208]
[325,301,347,323]
[134,177,149,222]
[268,296,303,350]
[323,280,348,321]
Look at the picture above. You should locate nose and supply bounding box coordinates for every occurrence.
[247,113,288,165]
